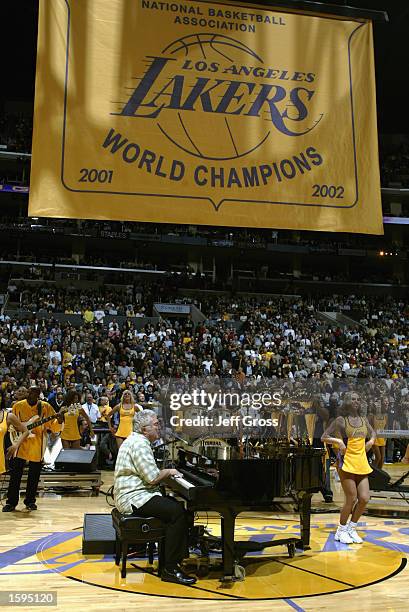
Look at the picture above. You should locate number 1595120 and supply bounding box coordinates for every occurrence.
[0,591,57,606]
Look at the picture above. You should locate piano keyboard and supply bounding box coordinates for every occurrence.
[377,430,409,438]
[171,475,195,490]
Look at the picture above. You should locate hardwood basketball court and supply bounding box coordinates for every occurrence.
[1,468,408,611]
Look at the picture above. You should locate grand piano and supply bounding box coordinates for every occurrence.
[166,445,325,582]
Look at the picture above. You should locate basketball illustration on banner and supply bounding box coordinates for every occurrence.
[155,33,270,161]
[118,31,324,163]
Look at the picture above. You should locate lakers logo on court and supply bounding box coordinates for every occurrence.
[2,518,404,601]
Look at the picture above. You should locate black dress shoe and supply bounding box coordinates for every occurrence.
[25,503,38,511]
[2,504,16,512]
[161,567,197,585]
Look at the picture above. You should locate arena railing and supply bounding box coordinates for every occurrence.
[1,310,160,327]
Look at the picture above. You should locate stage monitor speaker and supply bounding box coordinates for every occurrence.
[369,466,391,490]
[82,514,116,554]
[54,449,97,473]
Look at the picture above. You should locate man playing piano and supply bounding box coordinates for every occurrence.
[113,409,197,586]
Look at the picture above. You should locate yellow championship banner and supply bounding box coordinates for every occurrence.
[29,0,383,233]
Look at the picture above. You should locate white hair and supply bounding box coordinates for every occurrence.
[133,409,157,433]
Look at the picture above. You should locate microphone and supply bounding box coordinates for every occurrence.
[164,428,189,445]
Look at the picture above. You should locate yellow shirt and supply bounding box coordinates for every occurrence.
[374,414,387,446]
[83,310,94,323]
[99,406,111,422]
[62,351,73,367]
[0,411,7,474]
[341,437,372,475]
[340,416,372,475]
[61,404,81,441]
[12,400,62,462]
[115,404,136,438]
[64,367,75,382]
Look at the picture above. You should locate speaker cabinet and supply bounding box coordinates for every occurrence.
[82,514,116,554]
[54,449,97,472]
[369,466,391,490]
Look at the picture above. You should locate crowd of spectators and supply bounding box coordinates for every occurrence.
[17,287,139,317]
[1,252,404,298]
[0,113,32,153]
[0,214,402,248]
[6,282,200,316]
[0,295,408,436]
[0,212,406,288]
[380,141,409,188]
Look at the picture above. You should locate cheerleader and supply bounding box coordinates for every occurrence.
[98,396,111,422]
[322,392,376,545]
[108,390,141,449]
[369,399,388,469]
[60,390,94,449]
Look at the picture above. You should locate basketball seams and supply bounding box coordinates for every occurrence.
[162,33,263,63]
[224,117,239,156]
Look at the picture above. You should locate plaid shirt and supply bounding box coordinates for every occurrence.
[114,432,161,514]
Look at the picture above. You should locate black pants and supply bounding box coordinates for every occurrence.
[97,432,118,468]
[313,439,333,500]
[6,457,42,507]
[133,496,188,570]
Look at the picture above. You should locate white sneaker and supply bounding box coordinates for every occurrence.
[347,526,363,544]
[334,527,354,544]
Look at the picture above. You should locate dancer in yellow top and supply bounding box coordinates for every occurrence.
[369,398,388,469]
[322,392,376,545]
[60,390,94,449]
[108,390,141,449]
[98,396,111,422]
[0,390,30,475]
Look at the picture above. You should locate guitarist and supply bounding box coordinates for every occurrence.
[2,386,65,512]
[0,390,30,475]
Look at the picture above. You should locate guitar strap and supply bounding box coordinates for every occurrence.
[36,400,46,463]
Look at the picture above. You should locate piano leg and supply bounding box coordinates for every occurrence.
[220,509,237,581]
[186,509,195,531]
[298,492,313,550]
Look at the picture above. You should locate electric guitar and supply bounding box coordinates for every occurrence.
[9,407,68,444]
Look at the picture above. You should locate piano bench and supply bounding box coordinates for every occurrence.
[111,508,166,578]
